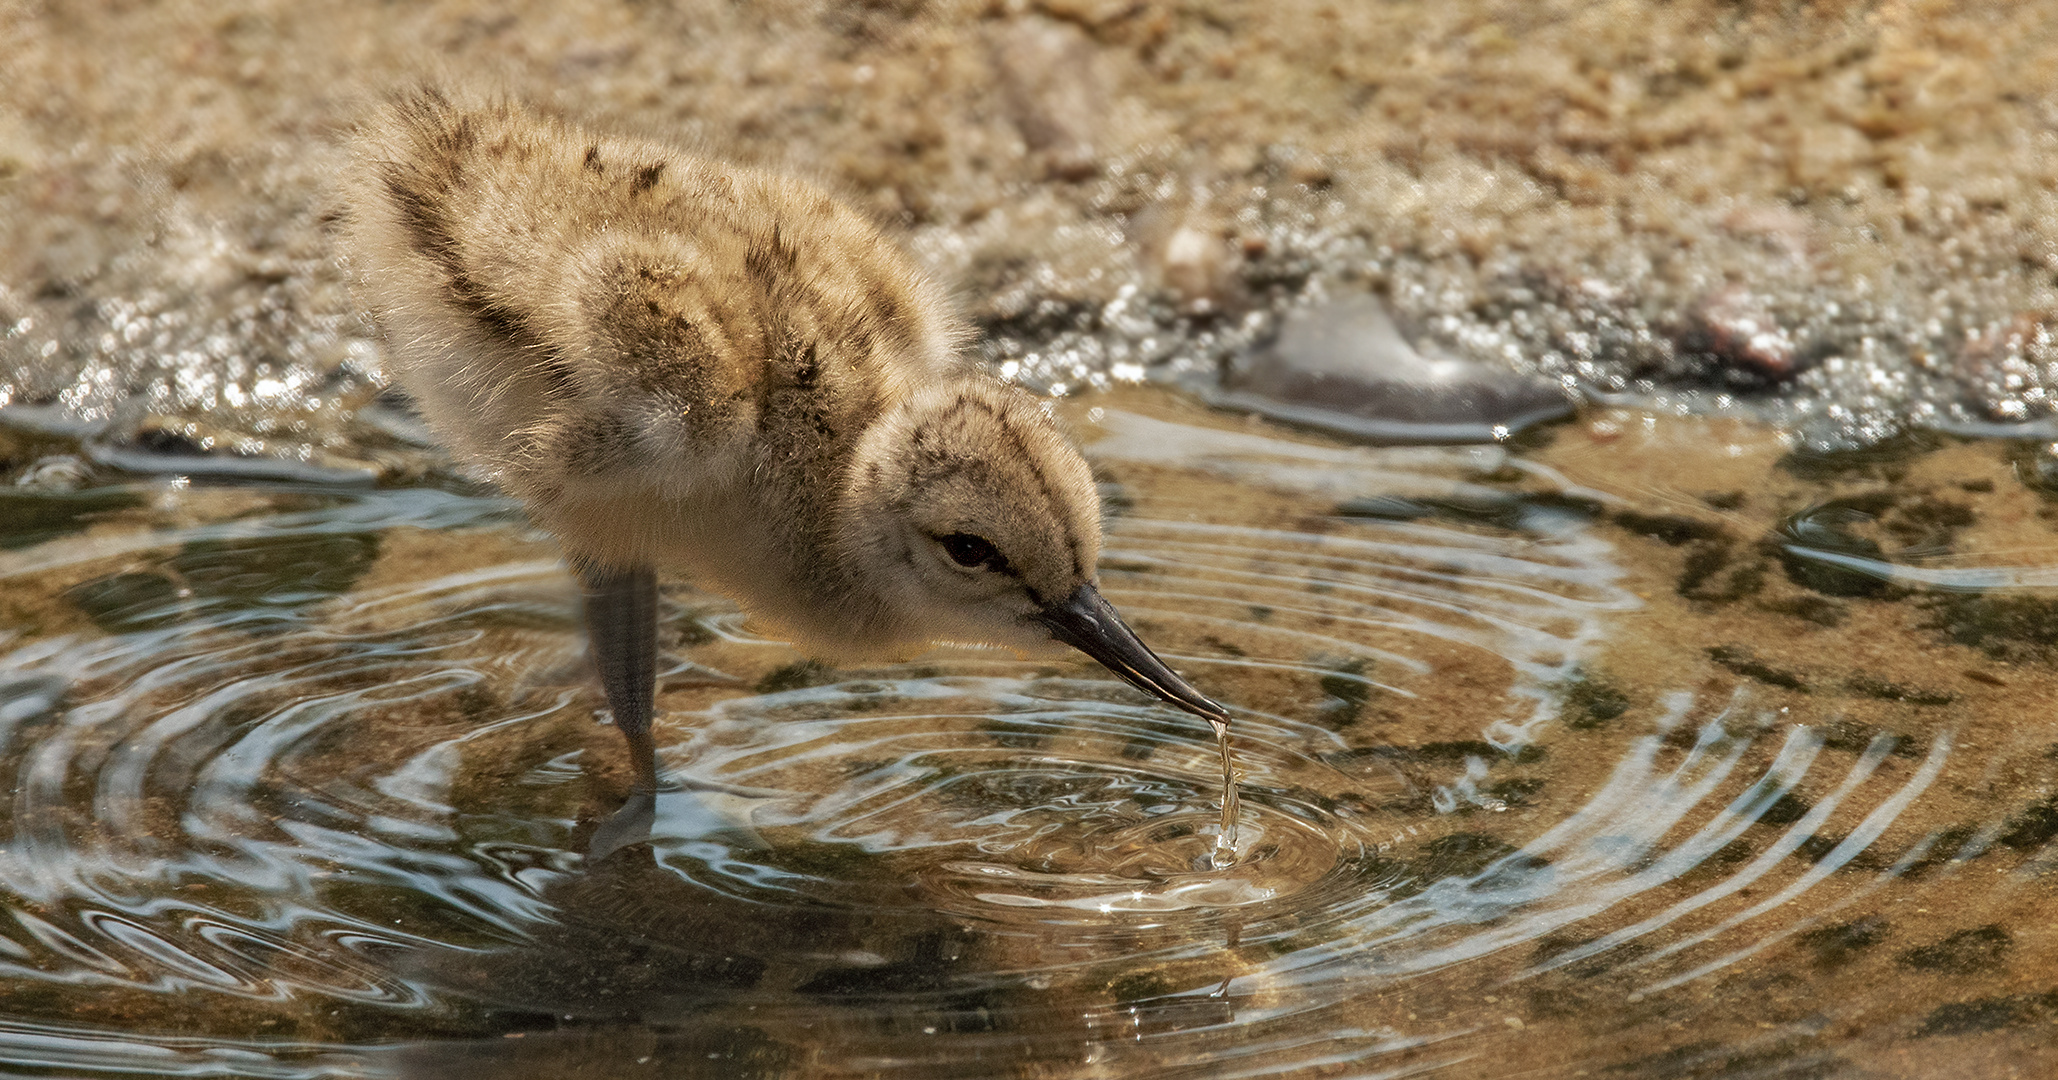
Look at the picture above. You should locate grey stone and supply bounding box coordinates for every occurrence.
[1215,293,1574,444]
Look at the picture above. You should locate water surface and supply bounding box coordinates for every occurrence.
[4,391,2056,1077]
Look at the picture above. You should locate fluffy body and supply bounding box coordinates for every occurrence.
[341,88,1104,656]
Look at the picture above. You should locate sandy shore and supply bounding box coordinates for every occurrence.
[5,0,2058,452]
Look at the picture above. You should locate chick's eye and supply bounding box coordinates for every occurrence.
[938,532,1004,570]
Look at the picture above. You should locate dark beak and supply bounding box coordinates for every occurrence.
[1033,583,1228,722]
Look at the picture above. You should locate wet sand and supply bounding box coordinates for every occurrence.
[7,1,2058,449]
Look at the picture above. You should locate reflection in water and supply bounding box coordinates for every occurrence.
[0,405,2046,1076]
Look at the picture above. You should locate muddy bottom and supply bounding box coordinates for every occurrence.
[1,385,2055,1077]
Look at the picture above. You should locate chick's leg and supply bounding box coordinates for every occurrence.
[579,563,661,795]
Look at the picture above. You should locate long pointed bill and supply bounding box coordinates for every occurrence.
[1033,582,1228,722]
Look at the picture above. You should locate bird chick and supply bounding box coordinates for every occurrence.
[341,88,1225,799]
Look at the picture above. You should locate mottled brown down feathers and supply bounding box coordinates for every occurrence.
[342,88,1106,656]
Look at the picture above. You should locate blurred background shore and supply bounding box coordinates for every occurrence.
[6,0,2058,465]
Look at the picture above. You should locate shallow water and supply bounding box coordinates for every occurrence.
[7,389,2058,1076]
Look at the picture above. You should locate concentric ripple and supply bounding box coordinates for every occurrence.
[0,404,2048,1078]
[646,676,1391,938]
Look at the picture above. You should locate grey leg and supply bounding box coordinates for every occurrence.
[579,563,661,794]
[577,562,768,861]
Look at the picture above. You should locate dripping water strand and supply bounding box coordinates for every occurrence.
[1210,716,1240,869]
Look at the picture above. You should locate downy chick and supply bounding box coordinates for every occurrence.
[341,87,1225,799]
